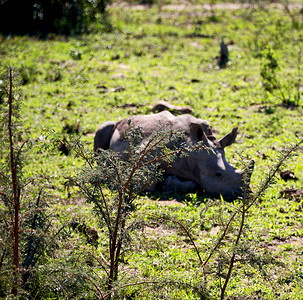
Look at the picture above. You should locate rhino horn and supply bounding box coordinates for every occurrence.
[218,127,238,149]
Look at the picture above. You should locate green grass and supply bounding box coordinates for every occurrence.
[1,1,303,298]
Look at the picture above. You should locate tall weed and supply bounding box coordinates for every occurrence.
[0,69,54,297]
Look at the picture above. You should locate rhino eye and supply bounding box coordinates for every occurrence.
[215,172,222,177]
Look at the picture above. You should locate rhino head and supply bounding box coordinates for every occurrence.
[168,122,252,199]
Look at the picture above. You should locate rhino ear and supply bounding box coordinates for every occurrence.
[218,127,238,148]
[190,123,209,145]
[94,121,117,152]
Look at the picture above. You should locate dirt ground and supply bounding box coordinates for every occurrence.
[112,1,303,11]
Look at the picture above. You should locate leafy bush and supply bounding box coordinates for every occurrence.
[0,0,112,35]
[70,123,209,297]
[0,69,55,297]
[260,46,280,93]
[260,45,302,107]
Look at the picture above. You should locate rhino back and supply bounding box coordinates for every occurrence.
[113,111,206,141]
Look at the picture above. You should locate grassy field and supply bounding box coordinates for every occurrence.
[1,1,303,299]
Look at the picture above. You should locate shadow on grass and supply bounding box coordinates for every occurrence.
[143,189,212,206]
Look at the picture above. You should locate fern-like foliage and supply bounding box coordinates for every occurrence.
[71,122,208,296]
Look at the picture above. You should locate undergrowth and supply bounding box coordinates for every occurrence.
[0,1,302,298]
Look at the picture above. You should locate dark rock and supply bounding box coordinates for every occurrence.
[280,188,303,201]
[280,170,298,181]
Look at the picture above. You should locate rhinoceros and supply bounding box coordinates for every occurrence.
[94,110,248,199]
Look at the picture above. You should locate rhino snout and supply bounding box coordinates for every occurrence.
[220,162,254,199]
[200,167,245,200]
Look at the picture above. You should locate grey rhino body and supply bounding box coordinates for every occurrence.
[94,111,243,199]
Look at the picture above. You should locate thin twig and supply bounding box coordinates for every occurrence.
[246,139,303,212]
[220,207,245,299]
[74,141,111,222]
[103,279,203,299]
[158,216,205,270]
[138,144,207,169]
[8,68,20,296]
[0,250,6,271]
[84,276,106,300]
[203,210,237,267]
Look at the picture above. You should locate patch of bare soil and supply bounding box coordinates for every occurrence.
[227,296,266,300]
[280,188,303,201]
[144,224,176,238]
[112,2,302,11]
[144,198,185,206]
[61,196,87,206]
[162,3,251,11]
[267,235,303,258]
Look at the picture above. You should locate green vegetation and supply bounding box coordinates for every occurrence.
[0,0,112,35]
[0,1,303,298]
